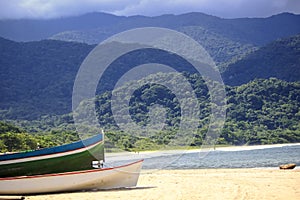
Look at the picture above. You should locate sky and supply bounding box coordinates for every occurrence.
[0,0,300,20]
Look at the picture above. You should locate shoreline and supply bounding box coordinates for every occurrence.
[105,142,300,162]
[2,142,299,156]
[23,168,300,200]
[107,142,300,154]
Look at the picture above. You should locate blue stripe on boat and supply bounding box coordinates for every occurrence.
[0,134,103,161]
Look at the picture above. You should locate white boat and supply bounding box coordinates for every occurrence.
[0,160,143,195]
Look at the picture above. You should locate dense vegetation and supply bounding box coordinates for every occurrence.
[178,26,256,71]
[94,74,300,150]
[0,121,79,153]
[1,34,300,121]
[223,34,300,85]
[1,74,299,153]
[0,37,94,119]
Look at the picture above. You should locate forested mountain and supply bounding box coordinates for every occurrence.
[178,26,256,71]
[0,37,94,119]
[1,33,300,120]
[1,75,299,152]
[2,12,299,77]
[92,74,300,149]
[0,12,124,42]
[1,12,300,46]
[1,12,300,151]
[223,34,300,85]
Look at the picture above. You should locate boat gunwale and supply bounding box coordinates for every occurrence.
[0,159,144,181]
[0,134,103,161]
[0,140,103,166]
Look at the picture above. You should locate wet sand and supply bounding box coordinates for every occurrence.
[22,168,300,200]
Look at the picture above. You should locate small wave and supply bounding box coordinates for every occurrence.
[215,143,300,152]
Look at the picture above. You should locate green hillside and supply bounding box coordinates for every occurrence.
[5,75,299,152]
[0,37,95,119]
[223,34,300,85]
[93,73,300,149]
[0,26,300,151]
[178,26,256,71]
[1,34,300,121]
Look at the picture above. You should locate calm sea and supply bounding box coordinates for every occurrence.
[106,144,300,170]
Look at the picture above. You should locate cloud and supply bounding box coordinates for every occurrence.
[112,0,300,18]
[0,0,299,19]
[0,0,139,19]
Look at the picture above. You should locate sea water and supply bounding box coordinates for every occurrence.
[165,145,300,169]
[105,144,300,170]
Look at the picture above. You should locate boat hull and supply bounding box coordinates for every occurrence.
[279,163,296,169]
[0,160,143,195]
[0,134,104,177]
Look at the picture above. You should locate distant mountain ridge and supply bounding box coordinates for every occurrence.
[1,12,300,46]
[2,11,299,74]
[0,12,124,42]
[223,34,300,85]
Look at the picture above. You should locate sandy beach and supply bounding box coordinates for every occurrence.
[9,168,297,200]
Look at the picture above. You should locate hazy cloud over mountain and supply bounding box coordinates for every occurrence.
[0,0,300,19]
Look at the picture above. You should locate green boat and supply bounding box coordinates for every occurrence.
[0,133,104,178]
